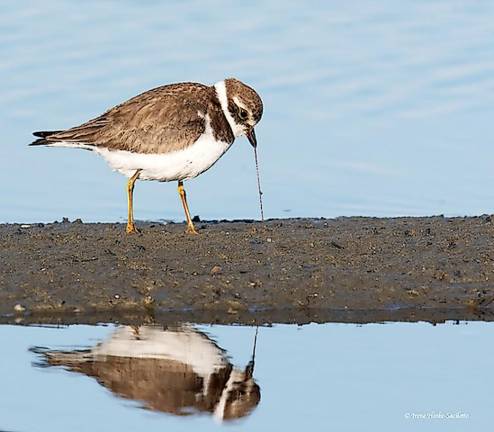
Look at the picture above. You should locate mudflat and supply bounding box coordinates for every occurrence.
[1,216,494,325]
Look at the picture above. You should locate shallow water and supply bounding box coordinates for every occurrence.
[0,321,491,431]
[2,1,494,223]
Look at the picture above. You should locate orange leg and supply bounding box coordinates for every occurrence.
[126,170,141,234]
[178,180,198,234]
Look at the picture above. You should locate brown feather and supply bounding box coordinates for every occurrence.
[43,83,235,154]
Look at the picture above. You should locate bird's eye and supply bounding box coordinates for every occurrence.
[239,108,248,120]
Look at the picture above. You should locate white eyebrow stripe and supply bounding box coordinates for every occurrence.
[233,96,247,110]
[233,96,255,125]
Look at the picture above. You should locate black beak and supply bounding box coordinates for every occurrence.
[245,360,255,379]
[247,128,257,148]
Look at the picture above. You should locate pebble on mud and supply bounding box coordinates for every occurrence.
[14,304,26,313]
[210,265,223,275]
[143,295,155,306]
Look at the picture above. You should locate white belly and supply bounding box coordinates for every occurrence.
[94,133,232,181]
[93,326,228,377]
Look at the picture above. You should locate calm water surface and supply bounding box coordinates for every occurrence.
[0,322,492,431]
[2,1,494,223]
[3,4,493,430]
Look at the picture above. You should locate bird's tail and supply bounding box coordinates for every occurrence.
[30,130,64,146]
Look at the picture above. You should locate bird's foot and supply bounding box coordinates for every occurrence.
[186,224,199,235]
[126,223,139,234]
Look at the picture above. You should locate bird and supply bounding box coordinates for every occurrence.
[33,324,261,421]
[30,78,263,234]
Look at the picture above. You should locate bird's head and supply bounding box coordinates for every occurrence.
[215,78,263,147]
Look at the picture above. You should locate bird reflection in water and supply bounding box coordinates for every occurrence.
[33,325,260,421]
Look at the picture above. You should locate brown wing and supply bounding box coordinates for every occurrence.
[45,83,214,154]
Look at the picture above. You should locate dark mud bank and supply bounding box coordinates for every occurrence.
[2,217,494,325]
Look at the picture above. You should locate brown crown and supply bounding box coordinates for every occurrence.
[224,78,264,123]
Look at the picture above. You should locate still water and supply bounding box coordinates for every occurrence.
[2,1,494,223]
[0,322,491,431]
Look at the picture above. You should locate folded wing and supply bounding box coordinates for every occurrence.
[31,83,212,154]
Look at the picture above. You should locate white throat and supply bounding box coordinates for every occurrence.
[214,80,245,137]
[213,369,245,422]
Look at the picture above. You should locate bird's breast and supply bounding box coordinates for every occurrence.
[95,133,233,181]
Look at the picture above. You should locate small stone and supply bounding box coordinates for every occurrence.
[226,300,244,314]
[143,295,155,306]
[330,240,344,250]
[14,304,26,313]
[114,294,120,299]
[448,241,457,249]
[210,265,223,275]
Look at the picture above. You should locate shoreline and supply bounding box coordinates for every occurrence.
[2,216,494,324]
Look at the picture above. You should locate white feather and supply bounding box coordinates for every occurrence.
[43,142,95,151]
[92,326,228,378]
[50,113,232,181]
[214,80,245,137]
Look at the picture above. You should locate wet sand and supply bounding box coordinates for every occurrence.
[1,217,494,325]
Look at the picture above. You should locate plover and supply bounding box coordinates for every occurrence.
[31,78,263,233]
[34,325,260,421]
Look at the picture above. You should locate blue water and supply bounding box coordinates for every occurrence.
[2,1,494,223]
[0,322,491,431]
